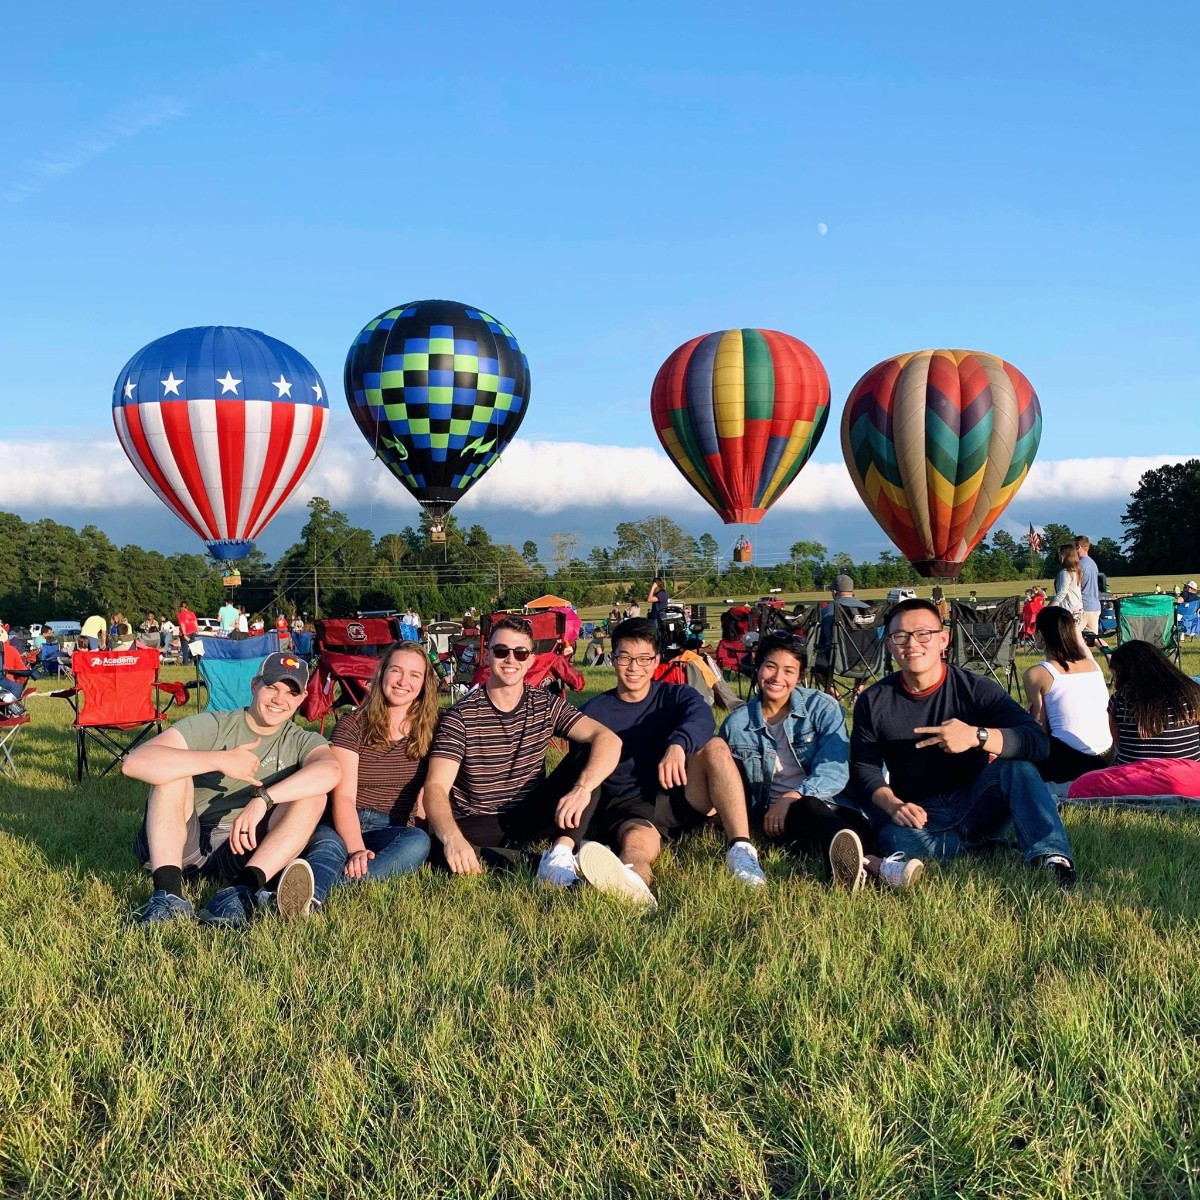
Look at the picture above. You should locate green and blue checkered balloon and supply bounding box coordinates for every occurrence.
[345,299,530,527]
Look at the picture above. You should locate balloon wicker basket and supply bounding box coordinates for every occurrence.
[221,571,242,588]
[733,545,752,564]
[430,528,447,544]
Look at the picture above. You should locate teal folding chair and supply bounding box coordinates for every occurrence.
[195,633,281,711]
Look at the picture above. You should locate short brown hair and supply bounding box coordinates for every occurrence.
[1075,534,1090,551]
[488,616,533,646]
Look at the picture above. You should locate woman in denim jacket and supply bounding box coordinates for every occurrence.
[719,633,923,890]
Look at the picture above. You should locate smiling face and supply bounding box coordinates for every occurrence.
[487,626,535,687]
[887,606,949,683]
[757,647,802,707]
[247,677,305,731]
[380,646,427,714]
[612,637,660,699]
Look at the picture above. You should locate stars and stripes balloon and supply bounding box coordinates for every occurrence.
[650,328,830,524]
[841,349,1042,579]
[344,299,530,535]
[112,326,329,561]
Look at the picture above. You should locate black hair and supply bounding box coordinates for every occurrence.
[1109,639,1200,737]
[1034,605,1087,670]
[885,597,943,632]
[753,631,805,670]
[610,617,660,656]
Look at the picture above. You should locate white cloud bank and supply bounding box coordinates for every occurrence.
[1,438,1190,520]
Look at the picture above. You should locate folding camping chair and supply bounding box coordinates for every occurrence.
[194,632,282,712]
[52,647,187,780]
[808,602,889,705]
[300,618,400,729]
[1112,594,1182,665]
[1176,598,1200,638]
[0,712,30,780]
[949,597,1021,697]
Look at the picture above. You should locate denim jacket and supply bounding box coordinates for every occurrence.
[719,688,854,816]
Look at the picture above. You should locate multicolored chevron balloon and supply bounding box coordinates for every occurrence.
[840,349,1042,579]
[650,328,830,524]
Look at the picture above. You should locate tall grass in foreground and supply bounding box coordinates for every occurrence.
[1,664,1199,1198]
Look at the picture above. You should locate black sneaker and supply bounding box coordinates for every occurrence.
[1035,854,1076,887]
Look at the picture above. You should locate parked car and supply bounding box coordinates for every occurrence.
[195,617,222,635]
[884,588,917,607]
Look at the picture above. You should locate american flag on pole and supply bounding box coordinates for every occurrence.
[1028,523,1042,554]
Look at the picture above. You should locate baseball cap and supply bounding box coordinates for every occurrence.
[258,652,309,693]
[1188,581,1198,590]
[833,574,855,592]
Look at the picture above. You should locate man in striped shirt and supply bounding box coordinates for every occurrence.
[423,616,622,883]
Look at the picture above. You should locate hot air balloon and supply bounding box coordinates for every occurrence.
[345,299,530,541]
[650,328,830,525]
[113,326,329,561]
[841,349,1042,579]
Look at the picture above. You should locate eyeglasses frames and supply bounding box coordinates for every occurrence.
[886,629,943,646]
[612,652,658,668]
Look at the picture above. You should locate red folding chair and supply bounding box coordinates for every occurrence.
[0,712,30,779]
[300,618,402,730]
[52,648,187,780]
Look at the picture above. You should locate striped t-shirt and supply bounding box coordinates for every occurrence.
[1110,694,1200,764]
[431,686,583,817]
[330,708,426,821]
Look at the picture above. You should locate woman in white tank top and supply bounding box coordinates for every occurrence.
[1022,605,1112,782]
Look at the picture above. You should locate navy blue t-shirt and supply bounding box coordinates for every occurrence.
[583,680,712,800]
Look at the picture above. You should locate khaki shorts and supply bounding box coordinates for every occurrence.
[1080,611,1100,635]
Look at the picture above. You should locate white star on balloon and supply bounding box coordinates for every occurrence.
[216,371,241,395]
[312,382,323,401]
[123,380,136,399]
[161,372,183,396]
[272,374,293,398]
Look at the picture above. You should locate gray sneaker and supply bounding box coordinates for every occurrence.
[198,885,255,928]
[829,829,866,892]
[132,889,194,926]
[877,852,924,890]
[275,859,316,917]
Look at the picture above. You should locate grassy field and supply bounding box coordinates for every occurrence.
[3,655,1200,1198]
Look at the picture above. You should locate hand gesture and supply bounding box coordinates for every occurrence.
[913,720,978,754]
[657,744,688,791]
[442,831,482,876]
[221,738,262,784]
[555,784,592,830]
[889,800,928,829]
[763,792,798,838]
[229,793,267,856]
[344,848,375,880]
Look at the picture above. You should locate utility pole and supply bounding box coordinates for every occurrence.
[313,567,318,620]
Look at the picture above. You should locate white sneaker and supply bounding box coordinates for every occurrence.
[577,841,658,910]
[877,852,924,890]
[276,858,315,917]
[829,829,866,892]
[536,843,581,888]
[725,841,766,888]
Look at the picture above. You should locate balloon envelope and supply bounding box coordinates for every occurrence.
[841,349,1042,579]
[113,326,329,560]
[650,328,830,524]
[344,299,530,526]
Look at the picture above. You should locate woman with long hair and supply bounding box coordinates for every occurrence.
[305,642,434,901]
[1050,544,1083,619]
[1023,605,1112,782]
[720,632,922,890]
[1068,639,1200,801]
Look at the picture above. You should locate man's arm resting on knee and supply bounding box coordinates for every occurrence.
[258,744,341,805]
[122,727,265,786]
[423,756,481,874]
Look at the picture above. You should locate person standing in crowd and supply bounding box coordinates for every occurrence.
[851,598,1075,884]
[159,614,177,653]
[177,603,199,664]
[1051,544,1083,621]
[646,578,670,633]
[1022,606,1112,782]
[80,612,107,651]
[218,598,239,636]
[236,606,250,636]
[1075,535,1102,636]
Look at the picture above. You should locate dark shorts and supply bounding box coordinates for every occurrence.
[592,787,710,844]
[133,809,271,880]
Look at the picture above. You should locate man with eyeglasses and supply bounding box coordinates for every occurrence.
[564,617,765,905]
[422,616,623,885]
[850,598,1076,884]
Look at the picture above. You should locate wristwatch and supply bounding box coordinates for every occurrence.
[976,727,989,749]
[252,785,275,809]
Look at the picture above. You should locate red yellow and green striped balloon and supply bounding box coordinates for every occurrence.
[841,349,1042,579]
[650,329,830,524]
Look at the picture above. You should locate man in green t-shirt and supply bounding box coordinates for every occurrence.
[124,652,341,927]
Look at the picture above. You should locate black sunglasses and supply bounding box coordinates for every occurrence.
[491,644,532,661]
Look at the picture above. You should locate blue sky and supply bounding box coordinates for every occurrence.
[1,1,1196,564]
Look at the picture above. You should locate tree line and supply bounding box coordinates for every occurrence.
[2,458,1191,625]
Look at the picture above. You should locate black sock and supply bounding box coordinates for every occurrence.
[728,836,753,849]
[152,865,184,897]
[235,865,268,892]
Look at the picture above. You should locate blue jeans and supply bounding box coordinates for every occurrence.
[877,759,1073,865]
[303,812,430,901]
